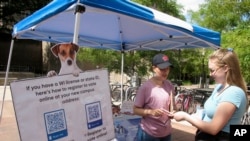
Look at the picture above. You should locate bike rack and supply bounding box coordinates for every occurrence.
[125,87,138,101]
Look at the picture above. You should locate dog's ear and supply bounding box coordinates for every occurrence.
[71,42,79,52]
[50,44,60,57]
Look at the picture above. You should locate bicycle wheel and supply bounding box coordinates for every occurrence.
[126,87,137,101]
[111,88,121,101]
[175,94,184,111]
[187,96,196,114]
[111,88,124,104]
[128,93,136,101]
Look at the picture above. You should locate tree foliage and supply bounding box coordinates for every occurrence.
[222,28,250,84]
[189,0,250,84]
[189,0,250,32]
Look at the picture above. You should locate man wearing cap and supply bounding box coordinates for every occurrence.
[133,53,175,141]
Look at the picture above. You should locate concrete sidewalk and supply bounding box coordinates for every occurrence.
[0,100,20,141]
[172,121,196,141]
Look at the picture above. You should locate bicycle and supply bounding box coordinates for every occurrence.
[174,86,198,114]
[110,82,126,105]
[124,86,138,101]
[110,79,139,106]
[241,106,250,125]
[192,89,210,107]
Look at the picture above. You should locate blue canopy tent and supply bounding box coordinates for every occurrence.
[12,0,220,49]
[1,0,220,119]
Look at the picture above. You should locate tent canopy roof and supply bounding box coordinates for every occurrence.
[12,0,221,51]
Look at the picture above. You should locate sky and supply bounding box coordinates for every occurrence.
[176,0,205,15]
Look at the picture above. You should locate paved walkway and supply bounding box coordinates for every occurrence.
[0,100,20,141]
[172,121,196,141]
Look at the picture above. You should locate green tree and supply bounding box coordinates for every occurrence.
[222,28,250,84]
[189,0,250,84]
[189,0,250,32]
[77,48,160,77]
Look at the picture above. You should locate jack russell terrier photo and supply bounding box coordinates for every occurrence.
[47,42,83,77]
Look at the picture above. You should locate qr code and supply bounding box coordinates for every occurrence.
[85,101,103,129]
[44,109,67,134]
[88,104,100,120]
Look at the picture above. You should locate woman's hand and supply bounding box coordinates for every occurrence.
[173,111,189,121]
[160,108,174,118]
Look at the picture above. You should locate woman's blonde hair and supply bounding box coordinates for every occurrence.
[209,48,247,98]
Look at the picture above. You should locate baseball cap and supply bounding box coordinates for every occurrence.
[152,53,172,69]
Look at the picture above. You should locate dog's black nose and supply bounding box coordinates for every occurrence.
[67,60,72,65]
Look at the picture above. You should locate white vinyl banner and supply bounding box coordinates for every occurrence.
[10,69,115,141]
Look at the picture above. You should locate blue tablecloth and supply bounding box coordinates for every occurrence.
[113,115,141,141]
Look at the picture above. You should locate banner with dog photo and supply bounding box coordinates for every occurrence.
[10,69,115,141]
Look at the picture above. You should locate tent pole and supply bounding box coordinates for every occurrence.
[0,39,15,123]
[73,11,80,44]
[120,52,124,104]
[73,1,85,44]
